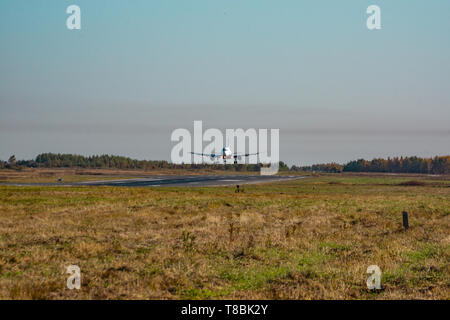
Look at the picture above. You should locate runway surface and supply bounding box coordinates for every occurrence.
[4,175,306,188]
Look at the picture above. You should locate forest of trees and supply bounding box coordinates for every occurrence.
[291,162,344,173]
[0,153,449,174]
[294,156,450,174]
[0,153,289,172]
[342,156,450,174]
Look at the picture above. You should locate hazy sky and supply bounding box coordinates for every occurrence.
[1,0,449,165]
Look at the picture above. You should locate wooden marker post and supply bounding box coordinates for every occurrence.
[402,211,409,230]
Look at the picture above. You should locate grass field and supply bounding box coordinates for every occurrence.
[0,170,448,299]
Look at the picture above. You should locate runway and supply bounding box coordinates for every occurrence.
[4,175,306,188]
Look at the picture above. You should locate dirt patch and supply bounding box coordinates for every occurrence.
[397,180,426,186]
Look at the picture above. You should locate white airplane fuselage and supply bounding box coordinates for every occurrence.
[221,147,233,160]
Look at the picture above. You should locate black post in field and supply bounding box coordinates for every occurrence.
[402,211,409,230]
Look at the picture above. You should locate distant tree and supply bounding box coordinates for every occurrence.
[279,161,290,171]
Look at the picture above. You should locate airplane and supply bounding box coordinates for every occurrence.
[190,146,259,164]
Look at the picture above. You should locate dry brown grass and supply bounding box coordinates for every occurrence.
[0,171,448,300]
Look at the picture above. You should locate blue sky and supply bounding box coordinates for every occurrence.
[1,1,449,165]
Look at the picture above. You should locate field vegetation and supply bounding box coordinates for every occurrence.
[0,170,448,299]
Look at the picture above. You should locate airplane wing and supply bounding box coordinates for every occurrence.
[233,152,259,158]
[189,152,219,158]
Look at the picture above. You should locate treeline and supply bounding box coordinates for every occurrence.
[294,156,450,174]
[1,153,449,174]
[343,156,450,174]
[291,163,343,173]
[0,153,290,172]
